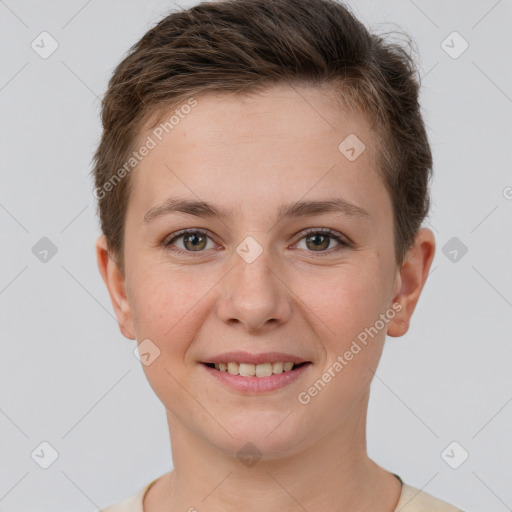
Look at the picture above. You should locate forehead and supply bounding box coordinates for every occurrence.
[128,84,390,222]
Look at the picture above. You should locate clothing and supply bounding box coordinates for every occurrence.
[100,473,463,511]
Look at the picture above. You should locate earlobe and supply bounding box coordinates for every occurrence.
[387,227,436,338]
[95,235,136,340]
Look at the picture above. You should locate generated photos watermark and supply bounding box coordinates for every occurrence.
[93,97,198,200]
[297,302,403,405]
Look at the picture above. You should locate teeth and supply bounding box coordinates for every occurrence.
[212,361,300,377]
[227,362,240,375]
[272,362,284,374]
[256,363,273,377]
[239,363,256,377]
[283,362,294,372]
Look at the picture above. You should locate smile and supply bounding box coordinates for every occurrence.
[200,361,312,393]
[203,361,307,377]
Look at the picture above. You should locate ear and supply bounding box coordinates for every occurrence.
[387,227,436,338]
[95,235,136,340]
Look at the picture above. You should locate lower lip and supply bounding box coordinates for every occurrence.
[201,363,312,393]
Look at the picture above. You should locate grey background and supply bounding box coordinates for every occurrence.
[1,0,511,511]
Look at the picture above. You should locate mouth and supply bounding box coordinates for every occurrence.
[201,361,311,377]
[199,351,312,393]
[200,354,312,394]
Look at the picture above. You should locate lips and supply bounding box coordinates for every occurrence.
[203,361,310,377]
[201,358,312,393]
[202,351,310,365]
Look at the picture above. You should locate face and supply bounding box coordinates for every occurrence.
[97,84,433,459]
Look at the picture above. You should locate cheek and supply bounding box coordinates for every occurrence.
[296,277,387,424]
[130,269,208,409]
[131,266,183,320]
[295,263,388,341]
[128,265,216,350]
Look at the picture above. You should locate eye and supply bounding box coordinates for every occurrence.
[163,227,350,257]
[164,229,216,254]
[294,228,349,253]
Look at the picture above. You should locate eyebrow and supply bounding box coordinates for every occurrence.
[143,197,370,224]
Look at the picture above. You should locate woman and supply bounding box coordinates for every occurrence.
[93,0,463,510]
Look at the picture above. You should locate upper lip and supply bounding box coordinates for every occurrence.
[202,351,310,365]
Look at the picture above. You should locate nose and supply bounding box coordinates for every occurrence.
[216,244,293,334]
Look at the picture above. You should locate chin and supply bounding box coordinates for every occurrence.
[209,412,311,461]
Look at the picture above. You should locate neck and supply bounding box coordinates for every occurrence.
[144,389,401,512]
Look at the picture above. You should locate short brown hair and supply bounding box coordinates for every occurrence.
[92,0,432,274]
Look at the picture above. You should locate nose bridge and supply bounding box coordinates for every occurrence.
[217,235,292,330]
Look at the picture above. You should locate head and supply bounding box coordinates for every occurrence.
[94,0,435,459]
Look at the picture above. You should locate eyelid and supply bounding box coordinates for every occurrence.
[164,227,351,256]
[164,228,220,256]
[294,227,350,246]
[164,227,216,245]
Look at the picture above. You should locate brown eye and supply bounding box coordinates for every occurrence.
[305,233,331,251]
[165,230,214,253]
[295,229,348,253]
[182,232,207,251]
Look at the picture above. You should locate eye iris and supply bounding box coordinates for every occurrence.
[306,233,330,251]
[184,232,207,251]
[174,231,338,253]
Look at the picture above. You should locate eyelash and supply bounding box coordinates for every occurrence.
[163,228,351,257]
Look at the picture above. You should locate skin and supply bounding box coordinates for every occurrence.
[96,83,435,512]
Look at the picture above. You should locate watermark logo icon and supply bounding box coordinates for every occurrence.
[31,32,59,59]
[236,236,263,264]
[441,31,468,59]
[32,237,58,263]
[134,338,161,366]
[31,441,59,469]
[441,441,469,469]
[338,134,365,161]
[237,442,262,468]
[442,236,468,263]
